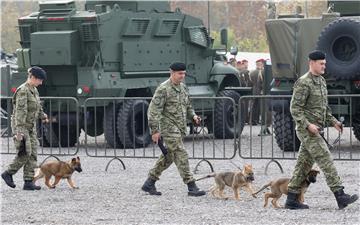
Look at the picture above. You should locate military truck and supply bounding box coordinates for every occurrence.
[8,0,247,148]
[266,1,360,151]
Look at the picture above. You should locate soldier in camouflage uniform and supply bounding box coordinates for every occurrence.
[141,62,206,197]
[1,66,48,191]
[238,60,251,124]
[249,59,264,125]
[285,50,358,210]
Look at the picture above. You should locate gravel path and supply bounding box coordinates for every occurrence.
[1,147,359,225]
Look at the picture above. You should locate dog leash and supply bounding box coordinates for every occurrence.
[318,117,344,150]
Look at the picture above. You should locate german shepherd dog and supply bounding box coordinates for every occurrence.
[253,168,320,208]
[197,164,256,200]
[33,157,82,189]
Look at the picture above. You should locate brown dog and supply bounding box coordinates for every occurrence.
[253,168,320,208]
[196,164,256,200]
[33,157,82,189]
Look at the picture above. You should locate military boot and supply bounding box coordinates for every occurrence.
[187,181,206,197]
[141,177,161,195]
[1,171,16,188]
[23,180,41,190]
[285,192,309,209]
[334,189,359,209]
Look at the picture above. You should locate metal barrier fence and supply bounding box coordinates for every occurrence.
[238,95,360,164]
[0,96,79,156]
[2,94,359,171]
[84,97,237,170]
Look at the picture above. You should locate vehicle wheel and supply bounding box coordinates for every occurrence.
[214,90,244,139]
[37,121,51,147]
[84,108,104,137]
[40,123,79,147]
[37,122,61,147]
[56,125,79,147]
[204,115,214,134]
[103,103,122,148]
[353,117,360,142]
[317,18,360,80]
[117,100,151,148]
[273,111,300,151]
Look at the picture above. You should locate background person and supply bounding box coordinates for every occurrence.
[249,58,265,125]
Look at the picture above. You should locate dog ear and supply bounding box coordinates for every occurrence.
[244,164,252,170]
[71,158,76,163]
[77,156,80,161]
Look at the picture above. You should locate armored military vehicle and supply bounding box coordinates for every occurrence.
[8,0,246,148]
[266,1,360,151]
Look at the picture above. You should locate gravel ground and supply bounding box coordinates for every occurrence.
[1,126,360,225]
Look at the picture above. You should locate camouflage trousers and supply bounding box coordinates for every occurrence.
[148,136,195,184]
[288,129,342,193]
[7,128,38,180]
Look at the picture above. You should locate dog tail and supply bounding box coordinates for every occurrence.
[195,174,216,181]
[253,181,272,196]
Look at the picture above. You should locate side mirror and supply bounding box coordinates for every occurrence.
[220,28,228,46]
[230,46,238,56]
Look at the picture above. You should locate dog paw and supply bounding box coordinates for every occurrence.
[72,186,79,189]
[50,186,56,189]
[252,194,257,198]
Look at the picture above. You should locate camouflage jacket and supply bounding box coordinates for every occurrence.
[290,72,337,131]
[11,82,46,134]
[249,69,263,94]
[148,79,196,137]
[239,69,251,87]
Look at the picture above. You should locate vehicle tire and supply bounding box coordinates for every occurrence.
[353,117,360,142]
[104,103,122,148]
[214,90,244,139]
[204,115,214,134]
[317,18,360,80]
[84,108,104,137]
[38,120,79,147]
[37,121,51,147]
[273,111,300,152]
[38,122,59,147]
[57,125,79,147]
[117,100,151,148]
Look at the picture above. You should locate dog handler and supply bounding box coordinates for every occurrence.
[1,66,49,190]
[285,50,358,209]
[141,62,206,196]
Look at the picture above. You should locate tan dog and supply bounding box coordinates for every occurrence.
[33,157,82,189]
[253,169,320,208]
[196,164,256,200]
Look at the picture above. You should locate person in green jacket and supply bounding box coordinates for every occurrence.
[285,50,358,210]
[2,66,48,190]
[141,62,205,197]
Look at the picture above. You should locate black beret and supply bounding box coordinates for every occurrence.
[30,66,46,80]
[308,50,326,60]
[169,62,186,71]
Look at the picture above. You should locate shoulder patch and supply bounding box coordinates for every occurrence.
[152,95,161,105]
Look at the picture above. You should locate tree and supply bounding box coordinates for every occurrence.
[1,0,85,53]
[1,1,38,53]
